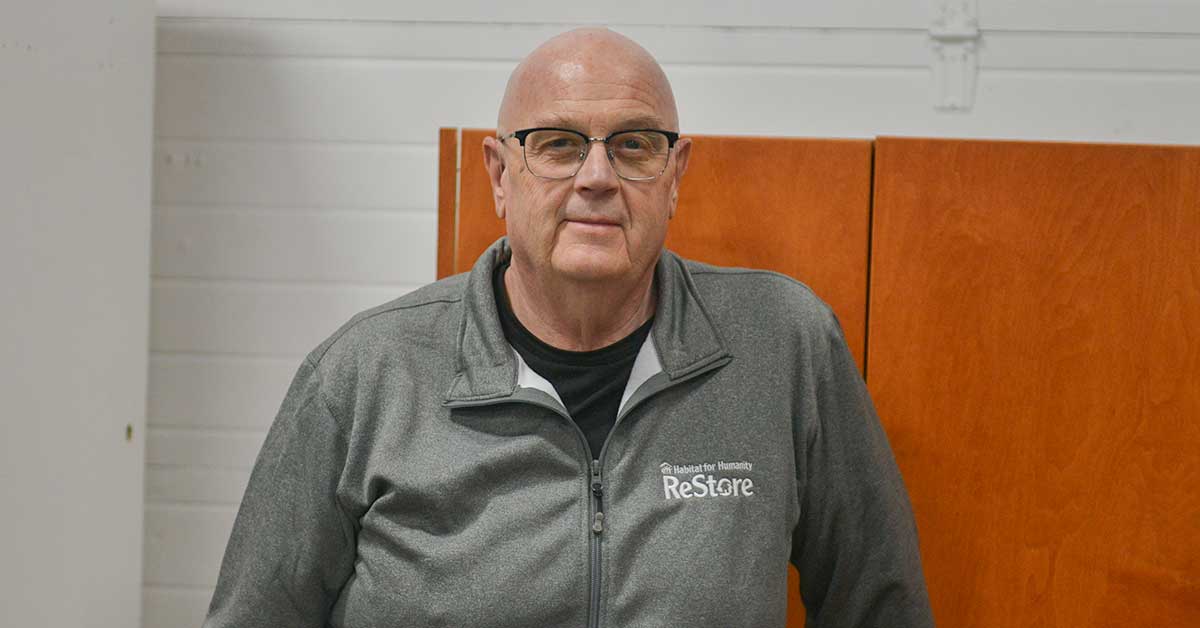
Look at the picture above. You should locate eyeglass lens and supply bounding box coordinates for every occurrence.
[523,130,671,180]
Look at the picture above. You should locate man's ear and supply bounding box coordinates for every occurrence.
[482,136,507,219]
[666,137,691,220]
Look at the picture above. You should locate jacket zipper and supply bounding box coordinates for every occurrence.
[549,415,604,628]
[589,459,604,628]
[581,357,728,628]
[445,354,730,628]
[450,395,607,626]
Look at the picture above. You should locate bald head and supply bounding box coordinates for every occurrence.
[497,28,679,135]
[480,27,693,313]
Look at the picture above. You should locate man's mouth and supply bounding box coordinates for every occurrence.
[565,220,621,233]
[565,217,620,227]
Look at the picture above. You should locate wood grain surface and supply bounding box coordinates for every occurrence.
[450,128,507,278]
[667,135,873,368]
[436,127,458,279]
[868,137,1200,627]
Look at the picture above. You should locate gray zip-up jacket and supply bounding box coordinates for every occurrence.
[205,237,934,628]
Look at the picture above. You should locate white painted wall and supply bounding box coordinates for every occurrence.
[146,1,1200,625]
[0,1,155,627]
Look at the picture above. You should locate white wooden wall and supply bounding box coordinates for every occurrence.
[1,1,154,627]
[145,1,1200,625]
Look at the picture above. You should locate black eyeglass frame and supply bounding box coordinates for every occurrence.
[498,127,681,181]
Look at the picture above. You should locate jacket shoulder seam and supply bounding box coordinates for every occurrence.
[688,267,820,295]
[309,296,462,366]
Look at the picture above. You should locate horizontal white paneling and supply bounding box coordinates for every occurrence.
[672,65,926,138]
[156,56,507,143]
[157,55,925,143]
[154,31,1200,147]
[152,205,437,283]
[150,279,413,356]
[155,0,929,29]
[158,19,1200,73]
[981,31,1200,72]
[669,64,1200,144]
[984,0,1200,34]
[146,465,253,504]
[143,587,213,628]
[144,505,235,587]
[148,354,298,429]
[932,70,1200,143]
[157,0,1200,33]
[157,19,927,67]
[147,427,266,470]
[154,140,437,207]
[153,58,947,141]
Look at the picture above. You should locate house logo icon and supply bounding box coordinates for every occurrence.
[660,462,673,475]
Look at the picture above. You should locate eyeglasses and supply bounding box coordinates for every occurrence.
[498,127,680,181]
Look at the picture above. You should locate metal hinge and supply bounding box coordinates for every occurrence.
[930,0,981,111]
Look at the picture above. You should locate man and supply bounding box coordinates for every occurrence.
[205,28,933,628]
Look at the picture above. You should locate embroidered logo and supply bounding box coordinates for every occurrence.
[658,460,756,500]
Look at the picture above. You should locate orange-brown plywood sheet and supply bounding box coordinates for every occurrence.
[452,128,509,276]
[868,137,1200,628]
[668,135,872,369]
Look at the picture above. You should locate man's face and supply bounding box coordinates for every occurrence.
[483,50,691,285]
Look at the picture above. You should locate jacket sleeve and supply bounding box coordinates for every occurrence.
[204,357,358,628]
[790,307,935,627]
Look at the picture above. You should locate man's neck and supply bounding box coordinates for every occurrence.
[502,258,657,352]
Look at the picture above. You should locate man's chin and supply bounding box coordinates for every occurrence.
[550,249,633,284]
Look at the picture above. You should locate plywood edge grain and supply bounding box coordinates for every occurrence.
[437,127,459,279]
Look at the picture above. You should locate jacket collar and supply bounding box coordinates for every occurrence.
[444,237,731,403]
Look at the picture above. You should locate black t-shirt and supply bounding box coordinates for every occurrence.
[493,263,654,459]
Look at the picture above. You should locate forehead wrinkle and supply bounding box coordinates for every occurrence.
[532,109,667,133]
[546,101,664,123]
[537,82,674,130]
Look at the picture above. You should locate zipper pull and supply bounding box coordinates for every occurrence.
[591,460,604,534]
[591,460,603,500]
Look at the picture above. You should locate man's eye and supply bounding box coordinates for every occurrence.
[620,138,645,150]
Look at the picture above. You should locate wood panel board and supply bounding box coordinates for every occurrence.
[453,128,508,276]
[667,134,872,367]
[868,137,1200,627]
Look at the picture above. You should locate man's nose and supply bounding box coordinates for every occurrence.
[574,139,619,192]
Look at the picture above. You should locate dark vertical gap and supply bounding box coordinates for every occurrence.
[862,140,877,383]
